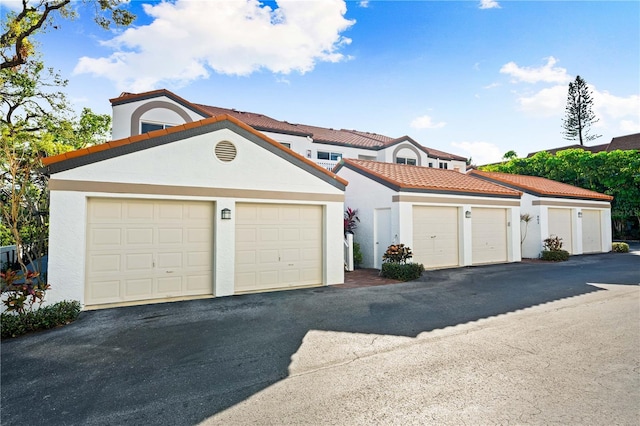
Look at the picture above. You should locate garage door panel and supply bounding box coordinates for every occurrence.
[126,203,154,220]
[126,228,154,245]
[89,254,121,273]
[235,203,322,293]
[158,228,182,244]
[86,199,213,306]
[582,210,601,253]
[472,208,507,264]
[413,206,459,269]
[548,208,573,254]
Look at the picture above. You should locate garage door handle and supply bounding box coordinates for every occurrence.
[430,235,436,239]
[165,270,174,274]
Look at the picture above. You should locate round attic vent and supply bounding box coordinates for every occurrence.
[214,140,237,162]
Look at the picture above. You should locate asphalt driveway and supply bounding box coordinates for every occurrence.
[2,249,639,425]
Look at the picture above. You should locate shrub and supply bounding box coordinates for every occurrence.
[381,262,425,281]
[1,300,81,339]
[1,269,49,314]
[344,207,360,235]
[543,235,563,252]
[382,244,413,264]
[353,242,363,268]
[612,242,629,253]
[540,250,570,262]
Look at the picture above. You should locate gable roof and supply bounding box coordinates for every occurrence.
[43,114,348,189]
[110,89,466,159]
[469,170,612,201]
[335,159,521,198]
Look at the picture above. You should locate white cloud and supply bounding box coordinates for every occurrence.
[517,84,567,116]
[500,57,571,84]
[479,0,501,10]
[451,141,503,165]
[410,115,446,129]
[483,82,500,89]
[359,1,370,7]
[74,0,355,92]
[620,120,640,133]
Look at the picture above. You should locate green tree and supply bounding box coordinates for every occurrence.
[562,75,600,145]
[502,150,518,160]
[1,0,134,70]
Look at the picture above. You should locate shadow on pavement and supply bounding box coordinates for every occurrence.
[1,251,639,425]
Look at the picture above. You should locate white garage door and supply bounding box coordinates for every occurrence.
[235,204,322,293]
[581,210,602,253]
[472,208,508,265]
[548,208,573,254]
[413,206,459,269]
[86,199,213,306]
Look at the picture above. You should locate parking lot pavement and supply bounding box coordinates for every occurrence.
[1,249,639,425]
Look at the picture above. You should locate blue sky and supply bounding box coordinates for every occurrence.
[8,0,640,164]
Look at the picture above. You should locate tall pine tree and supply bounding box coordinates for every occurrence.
[562,75,600,145]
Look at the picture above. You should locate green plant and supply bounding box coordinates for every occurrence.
[1,300,81,339]
[543,235,564,251]
[612,242,629,253]
[344,207,360,235]
[382,244,413,264]
[520,213,532,244]
[353,242,363,267]
[0,269,49,314]
[381,262,425,281]
[540,250,570,261]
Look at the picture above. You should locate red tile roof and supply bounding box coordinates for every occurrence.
[339,159,521,197]
[43,114,348,187]
[469,170,613,201]
[110,89,466,159]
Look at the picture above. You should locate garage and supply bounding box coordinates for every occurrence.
[548,208,573,254]
[235,203,323,293]
[44,115,346,309]
[472,208,508,264]
[581,210,602,253]
[85,198,213,306]
[413,206,460,269]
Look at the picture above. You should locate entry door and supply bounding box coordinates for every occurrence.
[374,208,392,269]
[235,203,322,293]
[581,210,602,253]
[548,208,573,254]
[413,206,459,269]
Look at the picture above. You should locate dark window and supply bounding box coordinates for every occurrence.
[439,162,448,169]
[280,143,291,148]
[317,151,330,160]
[428,162,433,168]
[407,158,417,165]
[317,151,342,161]
[396,157,417,165]
[141,122,172,134]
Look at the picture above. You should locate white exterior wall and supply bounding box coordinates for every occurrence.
[112,97,206,140]
[47,128,344,308]
[520,194,612,258]
[338,168,396,268]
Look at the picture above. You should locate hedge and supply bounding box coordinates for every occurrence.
[1,300,81,339]
[381,262,425,281]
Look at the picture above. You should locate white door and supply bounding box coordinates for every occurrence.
[413,206,459,269]
[235,203,322,293]
[581,210,602,253]
[86,198,213,306]
[472,208,508,264]
[548,208,573,253]
[374,208,392,269]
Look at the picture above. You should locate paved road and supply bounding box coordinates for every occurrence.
[2,250,639,425]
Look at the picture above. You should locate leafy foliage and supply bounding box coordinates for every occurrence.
[1,269,49,314]
[382,244,413,264]
[344,207,360,234]
[1,300,81,339]
[353,242,363,267]
[1,0,135,70]
[611,242,629,253]
[562,75,600,145]
[481,149,640,239]
[543,235,564,251]
[380,262,425,281]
